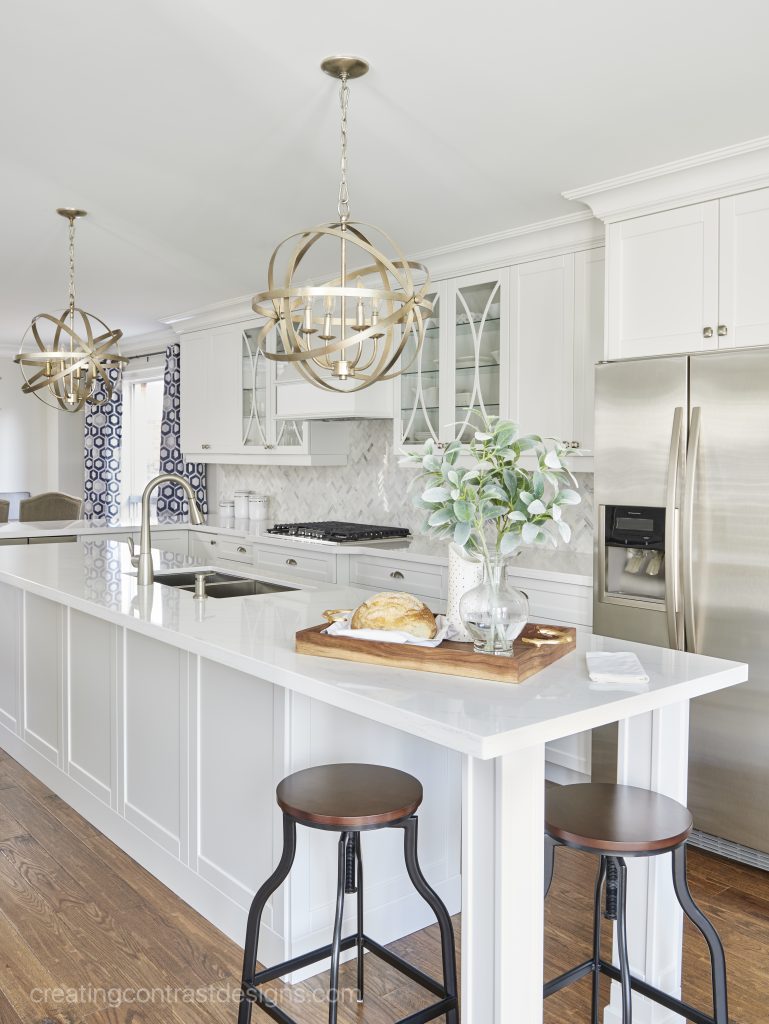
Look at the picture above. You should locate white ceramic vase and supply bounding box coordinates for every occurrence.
[446,543,484,642]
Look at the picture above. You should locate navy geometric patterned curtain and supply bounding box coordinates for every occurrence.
[156,342,207,520]
[83,367,123,522]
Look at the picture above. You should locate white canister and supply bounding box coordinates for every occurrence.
[234,490,252,519]
[446,543,484,642]
[218,499,235,520]
[248,495,270,521]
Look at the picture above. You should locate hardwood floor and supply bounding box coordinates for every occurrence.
[0,747,765,1023]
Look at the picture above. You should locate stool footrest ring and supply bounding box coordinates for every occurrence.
[243,932,457,1024]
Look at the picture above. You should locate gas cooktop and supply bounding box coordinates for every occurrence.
[266,521,411,545]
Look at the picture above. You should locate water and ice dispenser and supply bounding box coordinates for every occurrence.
[602,506,666,603]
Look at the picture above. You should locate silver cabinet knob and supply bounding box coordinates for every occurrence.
[286,557,297,566]
[237,546,247,554]
[717,324,728,337]
[210,540,217,546]
[201,443,211,450]
[703,326,714,339]
[390,570,405,580]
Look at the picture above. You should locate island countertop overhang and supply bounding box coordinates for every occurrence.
[0,538,748,760]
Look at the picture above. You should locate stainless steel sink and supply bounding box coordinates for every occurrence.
[153,570,297,598]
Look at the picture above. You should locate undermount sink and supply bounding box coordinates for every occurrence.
[153,570,297,598]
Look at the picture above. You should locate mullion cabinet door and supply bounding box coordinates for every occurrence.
[398,288,442,447]
[446,271,507,444]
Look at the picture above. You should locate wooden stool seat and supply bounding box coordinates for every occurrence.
[276,763,423,829]
[546,782,693,854]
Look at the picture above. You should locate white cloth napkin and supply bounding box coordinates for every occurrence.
[586,651,650,692]
[323,614,457,648]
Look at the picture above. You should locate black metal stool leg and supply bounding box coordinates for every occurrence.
[614,857,632,1024]
[355,832,364,1003]
[401,815,459,1024]
[591,857,608,1024]
[238,814,297,1024]
[328,831,347,1024]
[544,836,556,898]
[671,845,729,1024]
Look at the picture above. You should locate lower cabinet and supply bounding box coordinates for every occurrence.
[348,554,447,609]
[23,593,63,765]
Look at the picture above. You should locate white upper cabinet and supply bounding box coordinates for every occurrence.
[509,249,604,454]
[396,251,603,459]
[180,324,348,465]
[606,203,720,359]
[509,255,574,444]
[573,248,606,453]
[395,270,508,448]
[606,185,769,359]
[718,188,769,347]
[179,328,242,455]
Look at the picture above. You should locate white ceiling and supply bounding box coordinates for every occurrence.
[1,0,768,347]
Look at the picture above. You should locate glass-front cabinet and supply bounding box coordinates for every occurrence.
[180,322,347,464]
[242,326,306,453]
[400,290,441,445]
[396,269,509,449]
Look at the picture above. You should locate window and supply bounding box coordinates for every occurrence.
[120,362,165,518]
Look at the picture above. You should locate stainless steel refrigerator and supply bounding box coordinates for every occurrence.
[593,347,769,861]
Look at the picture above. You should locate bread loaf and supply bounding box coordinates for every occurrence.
[351,591,437,639]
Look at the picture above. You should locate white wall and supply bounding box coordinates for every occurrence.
[0,357,50,495]
[0,357,85,500]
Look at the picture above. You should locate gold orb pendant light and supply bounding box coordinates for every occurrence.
[252,57,432,393]
[15,208,127,412]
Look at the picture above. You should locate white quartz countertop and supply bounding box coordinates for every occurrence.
[0,516,593,586]
[0,540,745,759]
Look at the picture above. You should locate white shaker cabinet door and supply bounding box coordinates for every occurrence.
[179,328,242,456]
[719,187,769,348]
[606,202,719,359]
[509,254,574,443]
[573,247,605,453]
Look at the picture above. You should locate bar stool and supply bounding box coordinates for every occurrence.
[543,783,728,1024]
[238,763,459,1024]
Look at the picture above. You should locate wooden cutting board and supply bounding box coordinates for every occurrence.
[295,621,576,684]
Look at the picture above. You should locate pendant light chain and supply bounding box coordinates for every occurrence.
[337,73,350,224]
[68,215,77,318]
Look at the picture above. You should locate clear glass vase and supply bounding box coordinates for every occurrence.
[458,555,529,656]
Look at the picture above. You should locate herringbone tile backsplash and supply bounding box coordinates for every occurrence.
[212,421,594,554]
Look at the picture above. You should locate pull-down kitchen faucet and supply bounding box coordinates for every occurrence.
[128,473,204,586]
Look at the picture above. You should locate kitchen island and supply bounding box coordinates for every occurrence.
[0,538,747,1024]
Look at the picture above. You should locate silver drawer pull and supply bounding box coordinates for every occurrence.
[210,540,216,546]
[286,557,297,566]
[201,443,211,450]
[390,570,405,580]
[237,546,247,554]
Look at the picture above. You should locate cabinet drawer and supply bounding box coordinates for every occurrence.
[191,534,253,564]
[256,546,337,583]
[349,556,446,602]
[507,573,592,628]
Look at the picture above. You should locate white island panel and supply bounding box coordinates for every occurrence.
[23,592,62,765]
[0,582,22,732]
[68,609,115,804]
[195,658,276,910]
[123,631,187,860]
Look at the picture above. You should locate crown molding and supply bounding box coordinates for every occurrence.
[160,295,256,335]
[157,211,604,335]
[563,135,769,223]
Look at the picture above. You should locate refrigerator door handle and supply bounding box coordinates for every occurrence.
[683,406,702,653]
[665,407,685,650]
